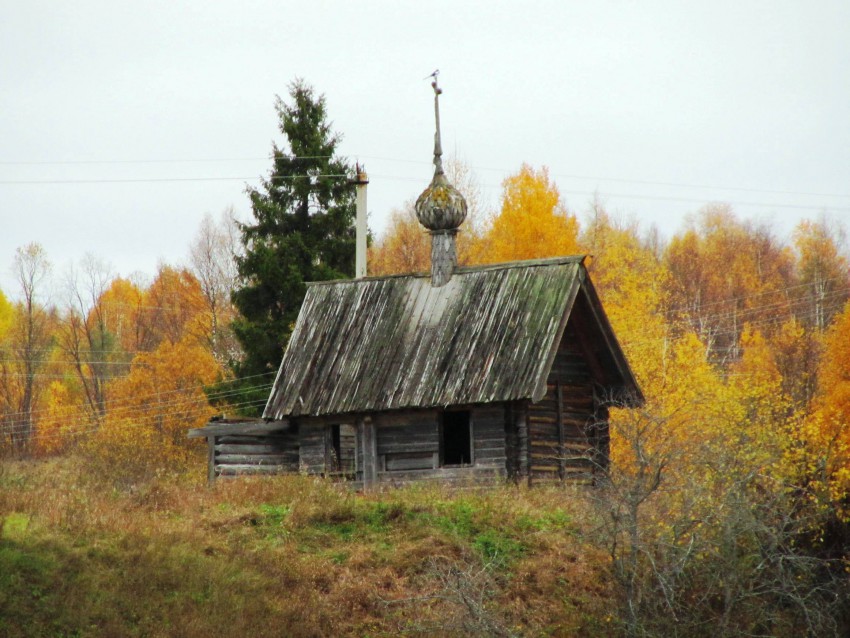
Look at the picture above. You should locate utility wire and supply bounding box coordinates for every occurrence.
[0,155,331,165]
[0,372,276,422]
[5,153,847,201]
[0,385,274,438]
[18,397,271,444]
[0,174,350,185]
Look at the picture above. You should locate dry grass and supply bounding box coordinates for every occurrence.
[0,457,614,638]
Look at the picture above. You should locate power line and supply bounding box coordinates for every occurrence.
[619,297,849,351]
[0,383,274,438]
[0,174,350,185]
[327,155,850,201]
[0,372,276,423]
[16,397,271,444]
[0,155,331,166]
[663,273,850,315]
[2,152,848,208]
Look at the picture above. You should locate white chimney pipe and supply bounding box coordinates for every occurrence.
[354,167,368,278]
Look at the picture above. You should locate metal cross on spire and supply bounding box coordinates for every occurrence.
[414,70,468,287]
[427,70,444,176]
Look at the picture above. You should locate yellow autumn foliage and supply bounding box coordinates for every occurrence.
[368,204,430,276]
[794,301,850,520]
[82,336,222,484]
[33,380,88,456]
[473,164,580,264]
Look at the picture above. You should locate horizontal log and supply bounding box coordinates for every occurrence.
[474,427,506,437]
[188,419,290,439]
[475,457,507,467]
[475,447,507,458]
[530,473,594,484]
[529,439,591,449]
[216,454,299,465]
[377,431,438,443]
[377,466,506,482]
[529,457,560,467]
[216,464,289,476]
[375,414,438,428]
[529,452,561,461]
[378,442,439,455]
[475,442,506,451]
[528,428,590,441]
[531,461,594,473]
[217,435,298,446]
[528,430,558,441]
[215,444,292,455]
[473,436,506,447]
[385,455,436,471]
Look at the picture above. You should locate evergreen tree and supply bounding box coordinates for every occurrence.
[231,81,355,405]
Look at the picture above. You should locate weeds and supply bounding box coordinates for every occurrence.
[0,458,611,637]
[7,457,844,637]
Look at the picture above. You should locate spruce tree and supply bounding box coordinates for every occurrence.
[231,80,355,404]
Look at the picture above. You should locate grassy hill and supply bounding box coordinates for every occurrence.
[0,458,613,637]
[2,456,848,637]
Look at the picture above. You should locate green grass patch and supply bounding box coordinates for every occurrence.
[2,513,31,540]
[0,459,619,637]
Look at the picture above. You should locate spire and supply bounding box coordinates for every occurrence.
[431,72,444,176]
[415,72,467,286]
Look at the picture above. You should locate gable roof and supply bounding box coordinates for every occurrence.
[263,255,641,419]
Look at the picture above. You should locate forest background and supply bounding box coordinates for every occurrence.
[2,84,850,635]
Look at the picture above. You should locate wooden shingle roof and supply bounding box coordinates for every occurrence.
[263,255,641,419]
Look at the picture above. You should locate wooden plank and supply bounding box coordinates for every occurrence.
[557,381,565,481]
[475,444,507,453]
[361,417,377,489]
[521,404,531,487]
[216,464,289,476]
[188,420,290,439]
[384,454,436,471]
[216,454,299,465]
[207,437,216,485]
[215,436,298,448]
[214,444,288,455]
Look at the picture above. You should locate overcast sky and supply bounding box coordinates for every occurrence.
[2,1,849,299]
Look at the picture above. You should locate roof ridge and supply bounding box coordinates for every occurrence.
[306,254,587,287]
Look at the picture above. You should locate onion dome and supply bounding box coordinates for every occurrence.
[416,172,467,231]
[415,75,467,231]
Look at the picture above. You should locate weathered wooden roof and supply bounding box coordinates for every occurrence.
[263,255,641,419]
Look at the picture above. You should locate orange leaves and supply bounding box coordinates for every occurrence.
[369,163,580,275]
[476,164,580,264]
[97,277,145,353]
[82,337,222,483]
[793,218,850,331]
[665,205,795,363]
[368,204,430,276]
[140,266,208,349]
[107,338,220,445]
[796,302,850,519]
[0,289,13,339]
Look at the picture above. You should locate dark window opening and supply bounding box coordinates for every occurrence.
[329,424,341,472]
[442,411,472,466]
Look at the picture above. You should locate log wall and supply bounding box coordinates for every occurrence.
[527,320,603,484]
[212,432,300,478]
[351,406,508,485]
